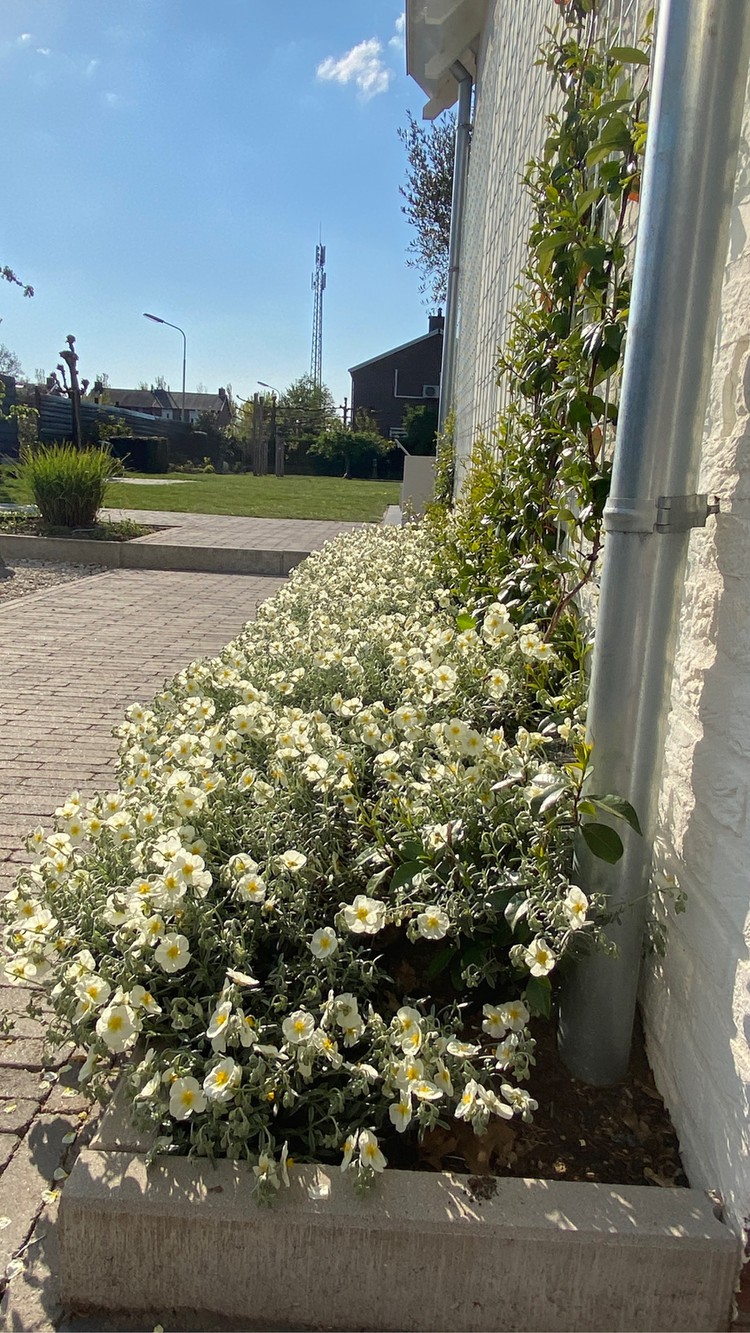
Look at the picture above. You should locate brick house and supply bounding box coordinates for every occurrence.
[349,313,443,442]
[95,385,232,427]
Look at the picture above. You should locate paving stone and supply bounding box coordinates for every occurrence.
[0,1097,41,1133]
[0,1068,46,1100]
[0,1112,78,1272]
[0,1132,20,1170]
[0,1038,47,1071]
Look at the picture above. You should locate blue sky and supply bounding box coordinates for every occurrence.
[0,1,435,412]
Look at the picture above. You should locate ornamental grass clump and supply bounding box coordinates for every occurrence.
[16,442,120,529]
[3,525,618,1200]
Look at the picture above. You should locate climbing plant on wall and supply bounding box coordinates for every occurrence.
[433,0,652,657]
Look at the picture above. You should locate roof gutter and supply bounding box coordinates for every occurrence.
[438,61,473,437]
[558,0,750,1084]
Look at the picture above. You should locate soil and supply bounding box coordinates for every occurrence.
[0,516,155,541]
[391,1015,688,1190]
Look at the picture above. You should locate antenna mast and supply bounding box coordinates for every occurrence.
[310,240,326,387]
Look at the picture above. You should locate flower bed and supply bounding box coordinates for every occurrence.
[3,524,623,1196]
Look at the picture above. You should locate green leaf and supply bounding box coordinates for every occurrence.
[608,45,650,65]
[588,794,643,836]
[424,945,458,982]
[535,231,575,262]
[399,840,423,862]
[581,821,624,863]
[504,892,529,931]
[524,975,552,1019]
[365,867,389,894]
[389,860,422,891]
[456,612,476,631]
[575,187,602,219]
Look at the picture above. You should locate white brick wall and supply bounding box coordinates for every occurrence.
[452,0,550,477]
[641,77,750,1236]
[453,0,649,477]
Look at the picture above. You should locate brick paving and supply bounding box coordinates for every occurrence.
[102,506,363,550]
[0,559,292,1329]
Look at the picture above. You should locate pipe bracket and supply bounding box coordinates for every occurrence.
[604,494,720,533]
[655,493,720,533]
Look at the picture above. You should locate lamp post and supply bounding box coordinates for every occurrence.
[258,382,283,478]
[143,313,186,422]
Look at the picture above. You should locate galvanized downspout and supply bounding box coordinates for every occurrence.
[438,62,473,436]
[558,0,750,1085]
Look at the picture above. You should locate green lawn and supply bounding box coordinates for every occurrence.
[0,468,400,523]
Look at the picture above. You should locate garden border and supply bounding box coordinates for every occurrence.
[57,1090,738,1333]
[0,532,309,576]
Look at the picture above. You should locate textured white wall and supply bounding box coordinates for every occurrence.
[452,0,550,477]
[453,0,650,478]
[641,77,750,1239]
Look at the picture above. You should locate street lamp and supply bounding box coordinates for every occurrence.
[143,313,186,422]
[257,380,280,396]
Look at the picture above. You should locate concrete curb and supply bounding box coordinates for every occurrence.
[0,533,310,576]
[58,1096,738,1332]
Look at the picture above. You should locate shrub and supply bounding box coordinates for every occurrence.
[16,442,120,529]
[2,524,623,1199]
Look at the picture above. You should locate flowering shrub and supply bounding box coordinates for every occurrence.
[3,524,620,1198]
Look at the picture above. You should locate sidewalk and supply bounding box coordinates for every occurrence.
[0,509,365,578]
[0,562,291,1329]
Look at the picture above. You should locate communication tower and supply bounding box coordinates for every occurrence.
[310,241,326,387]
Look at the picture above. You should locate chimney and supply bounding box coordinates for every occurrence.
[218,387,226,400]
[428,309,444,333]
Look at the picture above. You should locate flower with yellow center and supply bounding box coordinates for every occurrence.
[169,1076,207,1121]
[358,1130,386,1172]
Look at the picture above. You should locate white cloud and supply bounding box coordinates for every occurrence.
[18,33,32,44]
[316,38,392,100]
[104,91,120,106]
[86,58,99,77]
[36,48,51,56]
[389,13,405,49]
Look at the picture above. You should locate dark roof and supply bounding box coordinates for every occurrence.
[98,388,228,414]
[348,327,442,374]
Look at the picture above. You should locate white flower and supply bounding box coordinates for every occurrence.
[446,1038,480,1059]
[169,1076,207,1120]
[74,974,111,1009]
[342,894,386,935]
[237,872,266,904]
[454,1078,480,1121]
[563,886,588,930]
[388,1096,413,1132]
[282,1009,315,1045]
[501,1083,538,1118]
[358,1129,386,1172]
[309,927,338,960]
[276,849,307,873]
[129,985,162,1017]
[207,1000,233,1046]
[523,936,556,977]
[409,1078,442,1102]
[416,907,450,940]
[155,933,191,973]
[95,1003,137,1053]
[340,1131,359,1171]
[203,1057,240,1102]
